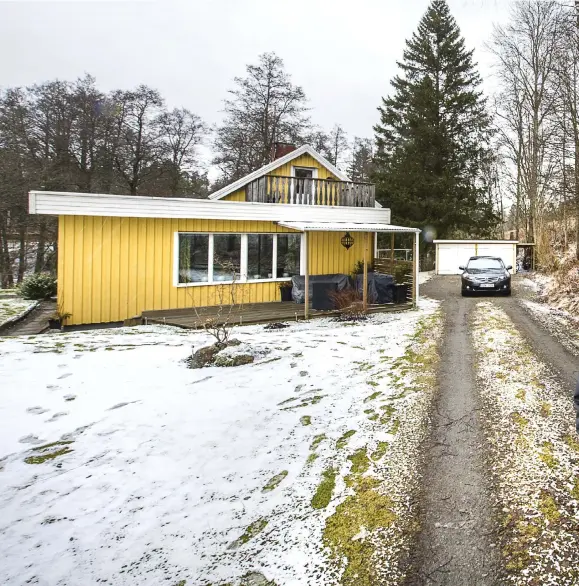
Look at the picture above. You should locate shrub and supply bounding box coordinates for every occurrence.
[329,288,366,321]
[18,273,57,300]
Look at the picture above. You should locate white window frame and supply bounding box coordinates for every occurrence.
[290,166,318,204]
[174,232,304,287]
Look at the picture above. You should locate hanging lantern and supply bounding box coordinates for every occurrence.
[341,232,354,250]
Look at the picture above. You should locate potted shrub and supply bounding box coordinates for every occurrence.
[279,281,293,302]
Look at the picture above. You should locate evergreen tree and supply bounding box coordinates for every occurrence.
[373,0,497,239]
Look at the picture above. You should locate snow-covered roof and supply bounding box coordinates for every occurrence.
[208,145,350,201]
[278,221,420,233]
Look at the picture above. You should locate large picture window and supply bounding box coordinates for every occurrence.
[178,234,209,283]
[277,234,301,278]
[247,234,274,280]
[175,232,302,286]
[213,234,241,281]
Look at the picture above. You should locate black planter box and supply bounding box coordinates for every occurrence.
[393,283,410,304]
[280,287,293,302]
[48,318,61,329]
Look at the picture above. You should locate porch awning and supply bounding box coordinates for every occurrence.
[277,221,421,233]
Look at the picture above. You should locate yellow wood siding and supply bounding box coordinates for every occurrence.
[221,155,339,202]
[59,215,369,325]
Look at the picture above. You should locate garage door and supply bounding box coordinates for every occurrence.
[476,245,515,271]
[437,243,476,275]
[436,242,516,275]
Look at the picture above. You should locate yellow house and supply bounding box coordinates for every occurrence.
[29,145,420,326]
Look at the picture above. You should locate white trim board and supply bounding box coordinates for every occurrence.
[29,191,392,224]
[277,221,419,233]
[207,145,349,201]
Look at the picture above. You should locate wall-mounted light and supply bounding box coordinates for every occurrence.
[341,232,354,250]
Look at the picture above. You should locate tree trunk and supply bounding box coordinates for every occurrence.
[0,221,14,288]
[35,220,46,273]
[17,225,26,283]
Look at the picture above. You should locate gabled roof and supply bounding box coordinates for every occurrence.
[208,144,351,201]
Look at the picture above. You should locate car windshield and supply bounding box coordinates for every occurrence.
[466,258,504,273]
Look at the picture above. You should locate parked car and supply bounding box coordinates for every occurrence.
[460,256,512,296]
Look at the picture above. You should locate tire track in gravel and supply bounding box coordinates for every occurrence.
[493,296,579,393]
[406,277,501,586]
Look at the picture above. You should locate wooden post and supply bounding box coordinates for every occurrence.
[363,232,369,312]
[304,231,309,319]
[413,231,419,307]
[390,232,395,274]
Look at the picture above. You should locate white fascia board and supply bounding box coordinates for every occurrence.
[278,221,419,233]
[29,190,391,225]
[207,145,350,201]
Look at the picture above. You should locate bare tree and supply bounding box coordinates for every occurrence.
[327,124,349,168]
[155,108,207,196]
[213,52,310,183]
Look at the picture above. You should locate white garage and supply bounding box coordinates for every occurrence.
[434,240,518,275]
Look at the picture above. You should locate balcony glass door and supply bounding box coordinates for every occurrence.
[292,167,315,203]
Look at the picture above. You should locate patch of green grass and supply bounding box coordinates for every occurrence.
[363,409,374,414]
[390,419,400,435]
[515,389,526,401]
[278,397,297,406]
[229,518,268,549]
[363,391,381,403]
[281,395,325,411]
[539,402,552,418]
[336,430,356,449]
[366,380,379,388]
[262,471,288,492]
[311,434,327,450]
[300,415,311,426]
[371,442,389,461]
[368,414,378,421]
[311,468,336,510]
[571,477,579,500]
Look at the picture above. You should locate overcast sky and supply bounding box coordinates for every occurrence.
[0,0,513,172]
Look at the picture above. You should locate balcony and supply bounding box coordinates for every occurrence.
[247,175,375,207]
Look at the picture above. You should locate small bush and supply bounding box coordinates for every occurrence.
[18,273,57,300]
[328,288,366,321]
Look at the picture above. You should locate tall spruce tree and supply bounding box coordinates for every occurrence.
[373,0,497,239]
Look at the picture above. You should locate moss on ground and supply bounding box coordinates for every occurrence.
[539,401,552,418]
[24,440,74,465]
[511,412,529,429]
[363,392,381,403]
[311,468,337,509]
[306,453,318,465]
[371,442,389,461]
[348,448,370,476]
[539,442,558,470]
[300,415,311,426]
[262,471,288,492]
[563,434,579,453]
[571,477,579,500]
[538,491,560,523]
[336,430,356,449]
[311,434,327,450]
[323,476,396,586]
[229,518,268,549]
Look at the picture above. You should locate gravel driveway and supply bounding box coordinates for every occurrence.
[406,275,579,586]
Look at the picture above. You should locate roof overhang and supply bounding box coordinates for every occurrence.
[29,191,392,224]
[208,145,350,201]
[278,221,420,233]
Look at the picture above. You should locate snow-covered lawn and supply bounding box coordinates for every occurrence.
[0,300,440,586]
[0,298,36,328]
[472,302,579,586]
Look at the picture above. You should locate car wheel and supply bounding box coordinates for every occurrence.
[461,290,469,297]
[503,289,511,297]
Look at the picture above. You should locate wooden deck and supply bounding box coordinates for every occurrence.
[140,301,412,329]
